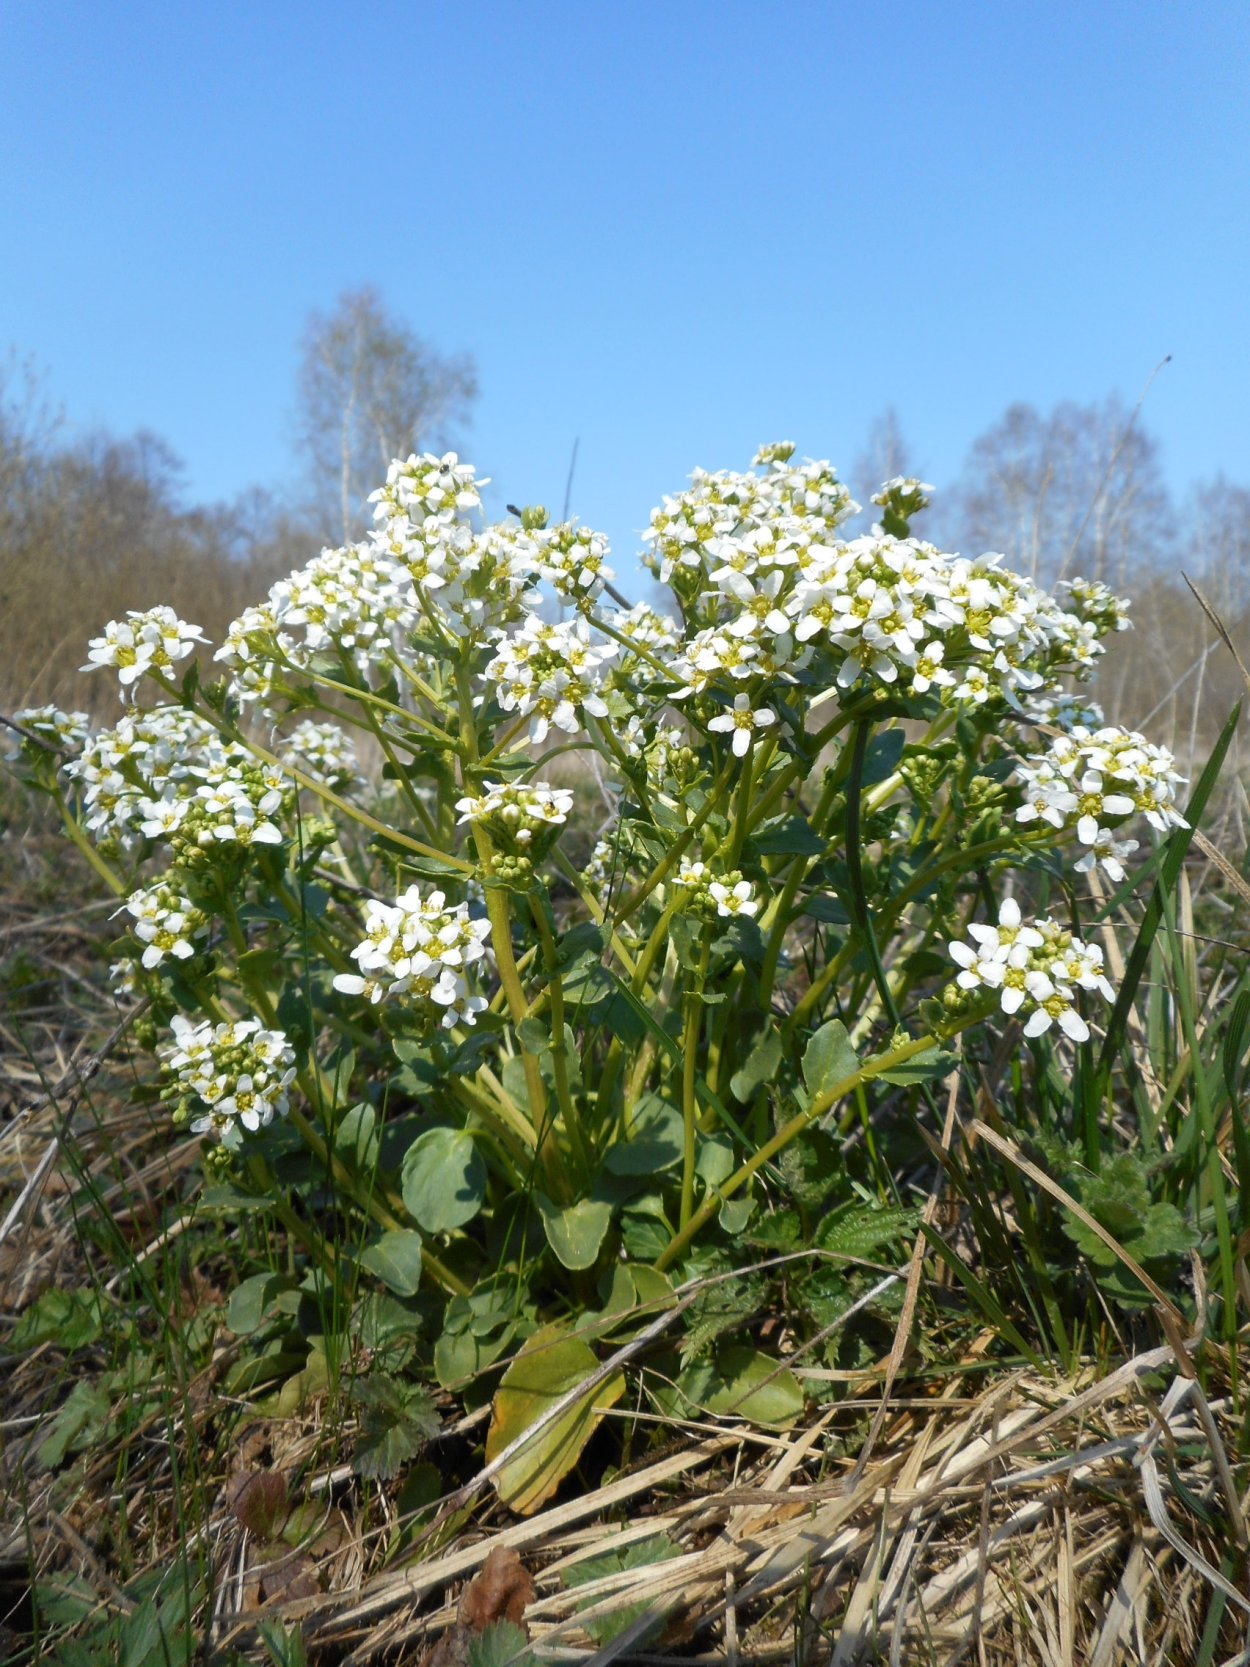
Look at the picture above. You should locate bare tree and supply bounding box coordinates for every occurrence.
[851,408,916,511]
[945,396,1173,586]
[294,286,478,543]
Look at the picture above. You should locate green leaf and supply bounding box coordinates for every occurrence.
[695,1137,733,1189]
[562,1533,681,1645]
[817,1200,914,1260]
[358,1229,424,1296]
[718,1196,754,1234]
[730,1031,782,1103]
[10,1287,104,1352]
[750,816,826,857]
[226,1272,294,1337]
[33,1569,99,1627]
[603,1094,683,1174]
[37,1380,112,1468]
[870,1044,958,1086]
[433,1275,532,1389]
[801,1019,858,1101]
[777,1128,841,1210]
[516,1015,551,1054]
[797,893,850,925]
[401,1126,486,1233]
[468,1622,537,1667]
[535,1193,612,1270]
[486,1325,625,1513]
[351,1373,440,1480]
[861,728,906,786]
[681,1344,804,1428]
[555,921,605,972]
[335,1102,379,1172]
[199,1183,267,1213]
[680,1271,766,1364]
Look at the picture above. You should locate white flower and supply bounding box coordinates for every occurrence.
[84,607,208,690]
[335,885,490,1028]
[709,879,758,918]
[122,884,207,968]
[1073,831,1140,883]
[9,705,91,761]
[948,901,1111,1045]
[707,693,777,757]
[482,615,617,743]
[161,1015,296,1143]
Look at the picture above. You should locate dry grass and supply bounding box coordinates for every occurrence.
[3,844,1250,1667]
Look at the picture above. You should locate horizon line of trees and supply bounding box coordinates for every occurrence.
[1,299,1247,765]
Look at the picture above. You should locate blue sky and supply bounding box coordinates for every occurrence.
[2,0,1246,577]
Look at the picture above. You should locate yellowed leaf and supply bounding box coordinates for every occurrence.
[486,1324,624,1515]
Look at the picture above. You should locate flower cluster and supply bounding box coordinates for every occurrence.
[534,523,615,602]
[673,861,759,919]
[368,453,545,634]
[8,704,91,762]
[455,780,573,842]
[642,448,1129,729]
[83,606,207,691]
[123,882,209,969]
[280,720,361,790]
[368,450,484,524]
[948,898,1114,1041]
[481,615,617,742]
[334,885,490,1027]
[604,602,682,673]
[216,542,421,700]
[643,447,857,592]
[68,707,229,848]
[1014,725,1186,879]
[160,1014,296,1142]
[871,476,934,520]
[67,706,293,858]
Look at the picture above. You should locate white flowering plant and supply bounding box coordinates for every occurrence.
[10,441,1225,1499]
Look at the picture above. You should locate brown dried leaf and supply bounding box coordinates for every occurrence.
[228,1470,289,1539]
[254,1539,321,1604]
[459,1546,536,1634]
[420,1624,472,1667]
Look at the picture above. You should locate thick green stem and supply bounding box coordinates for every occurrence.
[453,660,567,1197]
[531,898,592,1182]
[656,1027,955,1270]
[52,789,127,897]
[679,933,712,1229]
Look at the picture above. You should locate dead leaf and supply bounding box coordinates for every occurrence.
[419,1548,535,1667]
[459,1545,536,1632]
[228,1470,289,1539]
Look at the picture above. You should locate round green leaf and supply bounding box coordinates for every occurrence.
[535,1193,612,1270]
[401,1127,486,1233]
[358,1228,424,1295]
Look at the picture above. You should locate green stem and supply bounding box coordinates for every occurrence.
[613,754,737,924]
[51,788,127,896]
[845,719,901,1029]
[531,898,593,1183]
[756,768,841,1003]
[453,660,567,1197]
[656,1027,956,1270]
[679,933,712,1229]
[147,673,473,873]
